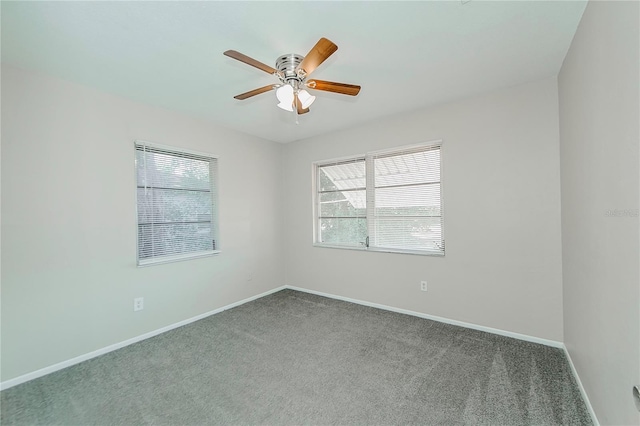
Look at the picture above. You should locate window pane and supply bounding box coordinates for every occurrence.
[136,150,211,191]
[319,190,366,217]
[374,148,440,187]
[314,143,443,255]
[137,188,212,224]
[135,142,218,263]
[372,146,443,254]
[374,184,441,217]
[318,160,365,192]
[373,217,443,251]
[317,159,367,246]
[319,218,367,246]
[138,223,213,259]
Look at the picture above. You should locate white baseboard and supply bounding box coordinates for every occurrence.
[563,345,600,426]
[285,285,564,348]
[2,282,585,411]
[285,286,599,422]
[0,286,286,391]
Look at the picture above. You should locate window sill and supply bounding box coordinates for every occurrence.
[313,243,444,257]
[137,250,220,267]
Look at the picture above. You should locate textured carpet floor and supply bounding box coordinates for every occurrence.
[1,289,592,425]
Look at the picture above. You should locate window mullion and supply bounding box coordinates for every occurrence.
[365,155,375,248]
[313,143,443,255]
[315,166,321,243]
[209,158,219,251]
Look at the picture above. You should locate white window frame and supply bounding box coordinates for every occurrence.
[313,141,444,256]
[134,140,220,267]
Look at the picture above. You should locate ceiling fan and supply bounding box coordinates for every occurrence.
[224,38,361,115]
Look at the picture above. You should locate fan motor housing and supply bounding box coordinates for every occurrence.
[276,54,304,82]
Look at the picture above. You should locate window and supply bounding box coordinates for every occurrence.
[135,141,219,266]
[314,142,443,255]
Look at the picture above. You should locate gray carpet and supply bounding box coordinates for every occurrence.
[1,289,592,425]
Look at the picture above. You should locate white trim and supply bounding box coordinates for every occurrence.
[133,139,220,266]
[562,345,600,425]
[137,250,220,267]
[312,141,445,256]
[313,243,367,252]
[2,282,589,412]
[285,285,564,348]
[0,286,286,391]
[312,243,445,257]
[313,154,366,168]
[310,140,444,169]
[367,139,443,157]
[134,139,218,160]
[289,284,594,423]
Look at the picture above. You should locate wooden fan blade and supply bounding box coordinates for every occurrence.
[306,80,361,96]
[234,85,275,100]
[295,96,310,114]
[224,50,277,75]
[297,38,338,77]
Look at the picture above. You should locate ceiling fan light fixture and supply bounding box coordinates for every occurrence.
[276,84,294,111]
[297,89,316,109]
[225,38,361,116]
[277,101,294,112]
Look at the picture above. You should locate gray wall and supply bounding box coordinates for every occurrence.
[1,65,285,382]
[4,6,639,422]
[558,1,640,425]
[283,77,565,342]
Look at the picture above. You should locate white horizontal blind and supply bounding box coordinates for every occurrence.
[371,145,443,254]
[314,142,444,255]
[135,142,219,265]
[316,158,367,247]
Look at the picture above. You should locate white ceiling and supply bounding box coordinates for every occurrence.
[1,1,586,143]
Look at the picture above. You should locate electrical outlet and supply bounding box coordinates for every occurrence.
[420,281,428,292]
[134,297,144,311]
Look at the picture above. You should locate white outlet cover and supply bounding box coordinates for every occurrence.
[134,297,144,311]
